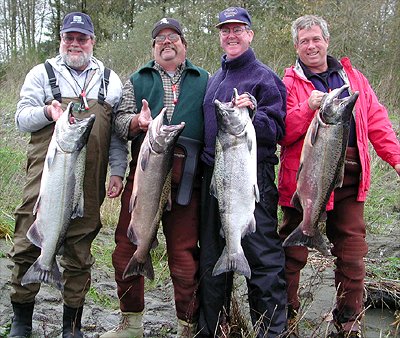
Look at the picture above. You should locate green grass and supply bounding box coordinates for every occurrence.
[364,151,400,234]
[87,286,119,309]
[367,256,400,280]
[0,144,25,238]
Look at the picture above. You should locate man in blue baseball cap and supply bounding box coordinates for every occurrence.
[198,6,287,337]
[7,11,126,338]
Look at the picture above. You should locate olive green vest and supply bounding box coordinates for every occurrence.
[130,59,208,141]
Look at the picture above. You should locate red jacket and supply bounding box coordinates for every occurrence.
[278,57,400,209]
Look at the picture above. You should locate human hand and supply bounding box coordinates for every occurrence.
[394,163,400,177]
[308,90,325,111]
[107,175,123,198]
[234,91,255,111]
[46,100,64,121]
[138,99,152,132]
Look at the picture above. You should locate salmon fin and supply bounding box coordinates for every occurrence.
[310,118,320,146]
[283,226,330,256]
[254,184,260,203]
[166,192,172,211]
[57,244,65,256]
[212,246,251,279]
[150,237,159,249]
[21,259,63,291]
[296,162,303,182]
[246,133,253,152]
[219,226,225,238]
[123,254,155,280]
[247,216,256,234]
[71,191,84,219]
[210,173,217,198]
[140,147,150,171]
[127,224,139,245]
[334,162,346,189]
[26,222,43,248]
[290,191,302,213]
[129,193,137,213]
[46,146,57,169]
[32,195,41,215]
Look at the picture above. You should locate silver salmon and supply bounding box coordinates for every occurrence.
[283,85,359,255]
[211,89,259,279]
[123,109,185,280]
[21,102,95,290]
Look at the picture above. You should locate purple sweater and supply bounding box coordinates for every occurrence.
[201,48,286,166]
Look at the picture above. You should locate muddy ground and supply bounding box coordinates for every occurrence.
[0,226,399,338]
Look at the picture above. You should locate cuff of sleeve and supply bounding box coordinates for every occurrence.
[43,106,52,121]
[110,166,127,178]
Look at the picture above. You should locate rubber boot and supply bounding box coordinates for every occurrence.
[99,312,143,338]
[8,301,35,338]
[62,305,83,338]
[177,319,197,338]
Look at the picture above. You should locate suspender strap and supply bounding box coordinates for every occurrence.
[98,67,111,105]
[45,62,111,106]
[44,61,62,103]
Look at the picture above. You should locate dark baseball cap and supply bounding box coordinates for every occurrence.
[61,12,94,36]
[216,7,252,28]
[152,18,183,38]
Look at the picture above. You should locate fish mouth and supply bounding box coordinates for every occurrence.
[214,99,234,116]
[320,84,349,111]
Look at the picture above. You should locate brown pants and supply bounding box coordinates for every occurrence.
[280,147,368,323]
[111,150,200,322]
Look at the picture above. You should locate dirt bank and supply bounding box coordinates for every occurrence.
[0,227,398,337]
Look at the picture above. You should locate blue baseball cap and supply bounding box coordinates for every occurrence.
[216,7,252,28]
[61,12,94,36]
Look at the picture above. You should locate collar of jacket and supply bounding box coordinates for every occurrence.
[221,47,256,71]
[136,58,203,77]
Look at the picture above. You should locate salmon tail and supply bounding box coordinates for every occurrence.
[283,226,330,256]
[21,259,63,290]
[123,254,155,280]
[212,247,251,279]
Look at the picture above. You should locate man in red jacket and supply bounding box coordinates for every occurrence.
[278,15,400,338]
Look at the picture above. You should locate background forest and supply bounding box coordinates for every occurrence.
[1,0,400,101]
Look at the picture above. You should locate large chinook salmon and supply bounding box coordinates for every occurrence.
[283,85,359,255]
[211,89,259,279]
[21,102,95,290]
[123,109,185,280]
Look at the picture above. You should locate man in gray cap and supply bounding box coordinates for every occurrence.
[100,17,208,338]
[8,11,126,338]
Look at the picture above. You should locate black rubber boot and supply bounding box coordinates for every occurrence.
[8,301,34,338]
[62,304,83,338]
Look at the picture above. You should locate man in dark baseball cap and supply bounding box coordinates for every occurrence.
[99,14,208,338]
[152,17,183,38]
[61,11,94,36]
[215,6,252,28]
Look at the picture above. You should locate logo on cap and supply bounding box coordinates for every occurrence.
[71,15,85,25]
[159,18,169,25]
[223,7,239,18]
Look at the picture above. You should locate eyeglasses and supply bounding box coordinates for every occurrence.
[219,26,249,37]
[154,33,180,44]
[61,35,92,45]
